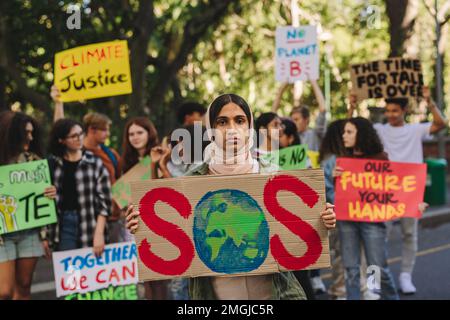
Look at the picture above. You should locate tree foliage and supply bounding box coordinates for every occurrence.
[0,0,448,150]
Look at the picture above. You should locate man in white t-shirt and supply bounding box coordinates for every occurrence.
[347,87,447,295]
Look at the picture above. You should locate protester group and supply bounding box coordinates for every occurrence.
[0,66,446,301]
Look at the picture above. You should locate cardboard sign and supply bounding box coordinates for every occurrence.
[275,26,319,82]
[64,284,139,300]
[335,158,427,222]
[130,169,330,282]
[52,242,139,297]
[54,40,132,102]
[0,160,57,235]
[261,145,308,171]
[112,156,152,209]
[350,57,423,102]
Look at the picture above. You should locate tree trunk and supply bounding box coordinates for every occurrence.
[0,71,6,112]
[385,0,419,57]
[0,10,50,115]
[128,0,155,117]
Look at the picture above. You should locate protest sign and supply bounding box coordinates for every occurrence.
[350,57,423,102]
[54,40,132,102]
[64,284,139,300]
[307,150,320,169]
[261,144,308,170]
[0,160,57,235]
[335,158,427,222]
[112,156,152,209]
[275,26,319,82]
[52,241,139,297]
[130,169,330,282]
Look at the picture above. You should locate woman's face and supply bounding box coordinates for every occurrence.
[343,122,357,149]
[279,129,294,148]
[128,123,149,151]
[266,117,282,141]
[214,102,249,151]
[23,122,34,151]
[62,125,84,152]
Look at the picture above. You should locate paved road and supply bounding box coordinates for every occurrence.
[316,219,450,300]
[31,219,450,300]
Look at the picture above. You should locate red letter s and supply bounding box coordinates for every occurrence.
[138,187,194,275]
[264,175,322,270]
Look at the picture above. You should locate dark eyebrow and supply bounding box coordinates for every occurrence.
[215,116,228,122]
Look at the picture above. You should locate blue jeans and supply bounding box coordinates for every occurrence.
[338,221,399,300]
[58,210,80,251]
[169,279,190,300]
[310,269,321,278]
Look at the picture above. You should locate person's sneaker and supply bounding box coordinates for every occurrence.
[311,276,326,294]
[399,272,416,295]
[363,290,381,300]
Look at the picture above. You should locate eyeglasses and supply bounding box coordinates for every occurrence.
[66,132,84,140]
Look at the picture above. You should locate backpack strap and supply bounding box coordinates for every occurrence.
[100,144,119,179]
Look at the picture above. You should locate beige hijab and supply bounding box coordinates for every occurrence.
[203,94,258,175]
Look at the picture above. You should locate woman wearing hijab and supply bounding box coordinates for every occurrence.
[126,94,336,300]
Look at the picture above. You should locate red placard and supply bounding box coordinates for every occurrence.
[335,158,427,222]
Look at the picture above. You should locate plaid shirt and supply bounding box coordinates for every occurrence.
[48,150,112,248]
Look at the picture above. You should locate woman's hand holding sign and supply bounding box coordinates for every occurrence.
[125,202,336,233]
[346,92,358,118]
[126,205,139,234]
[332,166,344,178]
[321,203,336,229]
[44,186,57,200]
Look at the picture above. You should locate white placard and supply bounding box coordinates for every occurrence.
[275,25,319,82]
[52,241,139,297]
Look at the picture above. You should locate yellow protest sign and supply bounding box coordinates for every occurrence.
[307,151,320,168]
[54,40,132,102]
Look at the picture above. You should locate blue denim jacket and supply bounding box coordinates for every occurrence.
[321,154,336,205]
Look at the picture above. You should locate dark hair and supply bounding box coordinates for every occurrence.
[121,117,159,173]
[281,117,300,147]
[208,94,252,128]
[170,124,211,163]
[345,117,384,157]
[0,111,15,165]
[385,98,409,110]
[255,112,279,132]
[176,102,206,124]
[0,112,43,165]
[319,119,346,162]
[255,112,280,149]
[290,106,310,119]
[49,119,84,158]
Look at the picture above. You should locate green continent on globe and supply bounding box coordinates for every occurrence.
[193,189,269,274]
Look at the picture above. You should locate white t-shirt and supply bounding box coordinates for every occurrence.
[374,122,432,164]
